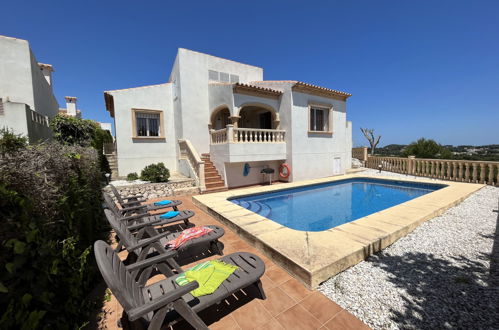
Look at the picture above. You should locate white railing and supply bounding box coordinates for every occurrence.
[233,128,285,143]
[210,128,227,144]
[366,155,499,186]
[210,125,286,144]
[178,139,206,191]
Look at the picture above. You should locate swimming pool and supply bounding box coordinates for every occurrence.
[229,178,446,231]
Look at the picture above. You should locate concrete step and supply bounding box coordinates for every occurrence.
[205,169,219,176]
[203,187,228,194]
[205,181,225,189]
[205,176,222,183]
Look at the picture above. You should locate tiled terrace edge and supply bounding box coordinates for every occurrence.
[192,174,484,289]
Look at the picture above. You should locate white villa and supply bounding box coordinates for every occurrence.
[0,35,59,143]
[104,48,352,191]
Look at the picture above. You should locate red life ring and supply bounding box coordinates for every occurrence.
[279,163,291,179]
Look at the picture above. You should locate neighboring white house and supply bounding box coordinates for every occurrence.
[104,48,352,191]
[0,35,60,143]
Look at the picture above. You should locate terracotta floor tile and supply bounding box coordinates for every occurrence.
[324,310,370,330]
[275,304,323,330]
[260,274,277,292]
[265,265,293,285]
[300,291,343,324]
[260,286,297,317]
[231,300,273,330]
[256,318,285,330]
[208,314,241,330]
[279,278,312,302]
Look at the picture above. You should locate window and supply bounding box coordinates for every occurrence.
[208,70,240,83]
[309,106,330,132]
[132,110,163,138]
[230,74,239,83]
[208,70,219,81]
[219,72,230,82]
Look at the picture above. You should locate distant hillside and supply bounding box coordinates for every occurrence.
[371,144,499,161]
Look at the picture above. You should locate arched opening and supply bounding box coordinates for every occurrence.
[210,107,230,130]
[238,105,277,129]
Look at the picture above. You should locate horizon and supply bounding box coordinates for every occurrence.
[1,0,498,146]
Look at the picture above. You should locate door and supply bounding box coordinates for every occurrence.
[333,157,342,175]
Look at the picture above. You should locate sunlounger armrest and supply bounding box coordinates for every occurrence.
[127,281,199,321]
[120,204,147,213]
[127,232,171,252]
[125,250,178,272]
[120,213,148,223]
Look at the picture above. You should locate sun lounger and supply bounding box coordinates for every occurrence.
[109,184,182,214]
[104,209,224,268]
[94,240,266,330]
[102,193,193,228]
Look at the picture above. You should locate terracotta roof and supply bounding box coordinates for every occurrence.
[58,108,81,115]
[251,80,351,100]
[233,83,282,99]
[104,92,115,118]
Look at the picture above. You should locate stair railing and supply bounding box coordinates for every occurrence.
[178,139,206,191]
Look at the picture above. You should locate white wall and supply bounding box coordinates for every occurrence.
[0,101,52,143]
[174,49,263,154]
[0,36,59,139]
[29,50,59,117]
[0,37,34,107]
[224,160,281,188]
[110,84,177,176]
[289,91,350,181]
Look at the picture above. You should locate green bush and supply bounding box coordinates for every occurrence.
[403,138,452,159]
[50,114,113,174]
[0,142,108,329]
[126,172,139,181]
[0,127,27,155]
[141,162,170,182]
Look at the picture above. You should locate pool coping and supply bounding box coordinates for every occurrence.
[192,173,484,289]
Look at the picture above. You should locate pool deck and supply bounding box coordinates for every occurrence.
[193,173,484,288]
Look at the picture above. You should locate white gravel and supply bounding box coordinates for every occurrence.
[319,169,499,330]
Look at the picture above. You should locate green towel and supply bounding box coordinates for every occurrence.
[175,260,238,297]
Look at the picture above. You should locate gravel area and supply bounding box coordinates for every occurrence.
[319,169,499,330]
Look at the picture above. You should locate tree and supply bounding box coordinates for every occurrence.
[50,114,113,173]
[360,128,381,155]
[403,138,452,159]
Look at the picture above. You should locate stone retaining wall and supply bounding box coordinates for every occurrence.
[104,179,199,200]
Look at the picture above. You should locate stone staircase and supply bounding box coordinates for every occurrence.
[201,153,227,193]
[106,153,119,178]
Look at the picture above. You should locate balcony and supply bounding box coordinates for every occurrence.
[209,125,286,162]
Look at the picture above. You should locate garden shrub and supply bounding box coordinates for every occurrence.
[0,141,108,329]
[126,172,139,181]
[0,127,27,155]
[141,162,170,182]
[50,114,113,174]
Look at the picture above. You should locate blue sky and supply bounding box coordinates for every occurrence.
[1,0,498,146]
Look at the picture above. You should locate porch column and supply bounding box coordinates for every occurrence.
[229,116,240,128]
[226,124,234,143]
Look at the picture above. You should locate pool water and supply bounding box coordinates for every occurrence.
[229,178,445,231]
